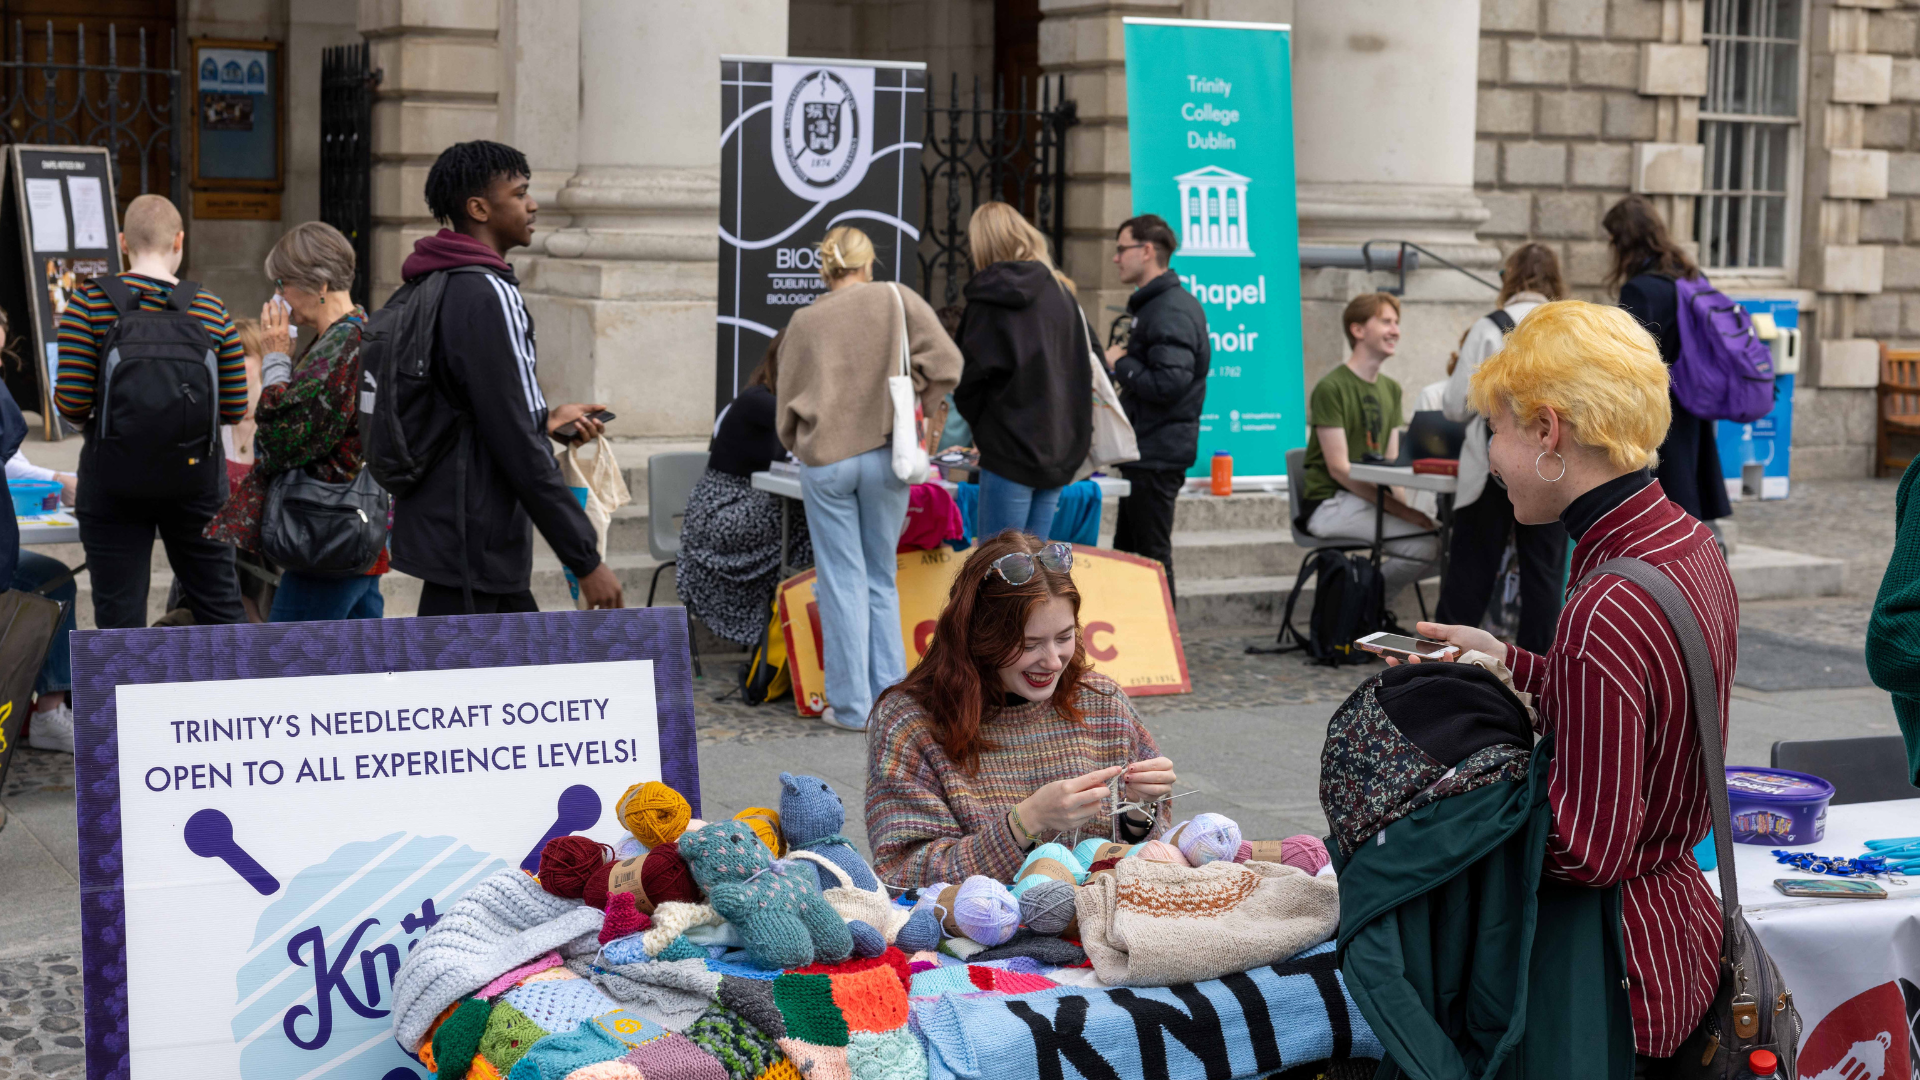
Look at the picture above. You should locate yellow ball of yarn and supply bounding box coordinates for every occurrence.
[733,807,785,856]
[618,781,691,847]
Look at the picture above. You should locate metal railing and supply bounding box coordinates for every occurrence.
[320,42,378,306]
[920,74,1076,308]
[1298,240,1500,296]
[0,21,180,209]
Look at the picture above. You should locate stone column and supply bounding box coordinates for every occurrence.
[518,0,788,446]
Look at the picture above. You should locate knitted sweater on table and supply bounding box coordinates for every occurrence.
[865,672,1164,888]
[1867,455,1920,787]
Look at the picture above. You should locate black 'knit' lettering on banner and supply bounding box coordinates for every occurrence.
[1008,996,1124,1080]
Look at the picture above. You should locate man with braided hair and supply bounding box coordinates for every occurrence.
[389,140,624,615]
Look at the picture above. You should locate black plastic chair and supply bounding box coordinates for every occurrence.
[1769,735,1916,805]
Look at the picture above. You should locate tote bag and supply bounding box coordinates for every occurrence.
[885,283,932,485]
[558,434,633,609]
[1071,292,1139,469]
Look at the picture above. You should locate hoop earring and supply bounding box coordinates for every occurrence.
[1535,449,1567,483]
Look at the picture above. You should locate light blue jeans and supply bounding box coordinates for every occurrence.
[977,469,1061,542]
[800,446,909,724]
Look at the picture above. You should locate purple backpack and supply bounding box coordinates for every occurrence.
[1673,276,1776,423]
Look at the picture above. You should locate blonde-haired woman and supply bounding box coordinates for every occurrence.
[953,201,1091,539]
[1435,241,1570,652]
[777,226,962,729]
[1404,300,1734,1071]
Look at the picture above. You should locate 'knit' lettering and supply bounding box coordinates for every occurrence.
[282,918,390,1049]
[1006,997,1123,1080]
[1108,985,1231,1080]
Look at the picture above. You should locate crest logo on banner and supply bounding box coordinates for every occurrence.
[770,65,875,203]
[1796,981,1914,1080]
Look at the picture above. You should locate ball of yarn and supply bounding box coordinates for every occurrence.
[618,781,693,848]
[952,876,1020,946]
[1072,837,1110,868]
[733,807,785,856]
[1018,879,1078,937]
[1133,839,1189,866]
[847,919,886,958]
[640,840,701,905]
[613,834,647,860]
[894,905,943,953]
[1172,812,1243,867]
[538,835,614,903]
[1280,834,1331,876]
[1234,840,1252,864]
[1017,843,1085,886]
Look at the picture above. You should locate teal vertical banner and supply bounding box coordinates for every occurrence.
[1122,18,1302,478]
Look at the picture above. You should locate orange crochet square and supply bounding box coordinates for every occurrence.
[827,965,907,1032]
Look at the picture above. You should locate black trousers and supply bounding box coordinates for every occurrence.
[417,581,539,617]
[78,490,245,629]
[1113,465,1186,602]
[1433,478,1568,654]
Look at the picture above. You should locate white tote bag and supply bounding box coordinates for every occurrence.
[557,434,633,608]
[886,282,932,484]
[1074,297,1140,469]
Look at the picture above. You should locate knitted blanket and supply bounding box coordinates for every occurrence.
[1074,858,1340,986]
[911,945,1382,1080]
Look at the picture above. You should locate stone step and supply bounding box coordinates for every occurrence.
[1168,529,1306,579]
[1175,572,1439,631]
[1726,544,1845,600]
[1171,491,1291,532]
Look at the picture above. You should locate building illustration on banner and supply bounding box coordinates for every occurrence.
[1176,165,1253,257]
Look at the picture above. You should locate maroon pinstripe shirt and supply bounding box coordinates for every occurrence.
[1506,480,1734,1057]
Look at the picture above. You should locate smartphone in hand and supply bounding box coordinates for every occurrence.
[1355,631,1460,662]
[550,409,616,444]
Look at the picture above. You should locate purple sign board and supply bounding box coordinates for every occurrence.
[71,608,699,1080]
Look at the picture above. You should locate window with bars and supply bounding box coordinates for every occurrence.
[1697,0,1803,273]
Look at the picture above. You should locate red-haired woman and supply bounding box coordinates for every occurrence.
[865,531,1177,887]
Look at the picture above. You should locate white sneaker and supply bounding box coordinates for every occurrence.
[27,703,73,754]
[818,705,867,732]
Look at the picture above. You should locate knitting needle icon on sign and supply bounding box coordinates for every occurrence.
[185,808,282,895]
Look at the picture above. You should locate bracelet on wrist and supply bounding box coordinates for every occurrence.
[1008,805,1042,848]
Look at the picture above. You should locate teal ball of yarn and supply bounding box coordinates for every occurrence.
[1018,879,1077,936]
[1072,837,1108,867]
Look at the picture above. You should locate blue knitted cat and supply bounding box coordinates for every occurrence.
[779,772,881,893]
[677,820,853,970]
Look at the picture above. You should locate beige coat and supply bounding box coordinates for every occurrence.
[775,281,962,467]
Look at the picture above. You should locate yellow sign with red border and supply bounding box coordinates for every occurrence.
[776,544,1190,717]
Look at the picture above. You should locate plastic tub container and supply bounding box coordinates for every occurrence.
[10,479,61,517]
[1725,766,1834,846]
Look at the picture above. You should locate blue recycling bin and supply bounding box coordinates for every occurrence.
[1716,298,1798,501]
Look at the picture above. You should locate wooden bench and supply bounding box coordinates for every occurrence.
[1879,343,1920,477]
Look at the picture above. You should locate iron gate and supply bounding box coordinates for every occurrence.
[920,74,1076,308]
[320,41,376,307]
[0,21,180,210]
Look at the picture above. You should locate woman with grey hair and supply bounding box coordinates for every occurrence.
[205,221,387,620]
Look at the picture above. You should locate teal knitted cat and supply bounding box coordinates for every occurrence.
[678,820,854,970]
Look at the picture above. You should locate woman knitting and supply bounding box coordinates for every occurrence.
[1394,300,1735,1073]
[865,531,1177,888]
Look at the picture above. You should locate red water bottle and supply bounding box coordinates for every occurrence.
[1210,450,1232,496]
[1739,1049,1779,1079]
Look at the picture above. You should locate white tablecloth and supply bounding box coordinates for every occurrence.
[1710,799,1920,1075]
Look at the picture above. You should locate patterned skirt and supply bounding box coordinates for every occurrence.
[676,468,813,646]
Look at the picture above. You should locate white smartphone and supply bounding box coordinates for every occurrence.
[1355,632,1460,661]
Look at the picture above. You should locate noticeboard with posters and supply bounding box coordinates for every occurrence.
[190,38,284,221]
[71,608,700,1080]
[0,145,123,439]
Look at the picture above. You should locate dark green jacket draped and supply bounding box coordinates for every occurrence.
[1867,454,1920,787]
[1333,737,1636,1080]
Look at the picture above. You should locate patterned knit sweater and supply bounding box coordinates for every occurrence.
[864,671,1164,888]
[1867,454,1920,787]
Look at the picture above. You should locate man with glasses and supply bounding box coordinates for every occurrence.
[1103,214,1209,600]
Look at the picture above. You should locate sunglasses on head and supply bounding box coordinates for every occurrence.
[990,542,1073,586]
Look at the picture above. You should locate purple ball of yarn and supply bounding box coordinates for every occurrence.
[1280,834,1330,875]
[953,875,1020,946]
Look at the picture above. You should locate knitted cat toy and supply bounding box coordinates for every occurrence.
[778,772,880,893]
[677,820,854,970]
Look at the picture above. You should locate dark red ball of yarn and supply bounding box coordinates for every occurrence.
[640,840,701,905]
[538,835,613,904]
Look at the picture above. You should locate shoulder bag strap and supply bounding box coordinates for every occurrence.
[1577,556,1740,954]
[167,279,202,313]
[95,274,134,317]
[887,282,911,379]
[1487,309,1517,335]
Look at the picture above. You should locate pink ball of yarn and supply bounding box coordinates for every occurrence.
[1279,834,1330,875]
[1134,839,1189,866]
[1233,841,1252,864]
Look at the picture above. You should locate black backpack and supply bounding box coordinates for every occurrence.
[357,266,495,499]
[86,277,223,499]
[1255,547,1384,666]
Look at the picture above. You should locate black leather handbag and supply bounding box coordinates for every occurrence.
[1580,558,1801,1079]
[260,463,390,578]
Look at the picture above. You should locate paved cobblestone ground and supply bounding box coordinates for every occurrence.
[0,955,86,1080]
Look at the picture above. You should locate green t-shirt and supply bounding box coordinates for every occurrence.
[1301,364,1404,504]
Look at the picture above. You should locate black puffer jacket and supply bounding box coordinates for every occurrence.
[1112,270,1209,471]
[953,260,1092,490]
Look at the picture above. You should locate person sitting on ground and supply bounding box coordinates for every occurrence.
[55,193,249,629]
[389,140,622,616]
[1299,291,1439,602]
[1434,242,1570,652]
[865,531,1177,887]
[676,333,812,647]
[205,222,388,622]
[1400,300,1734,1072]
